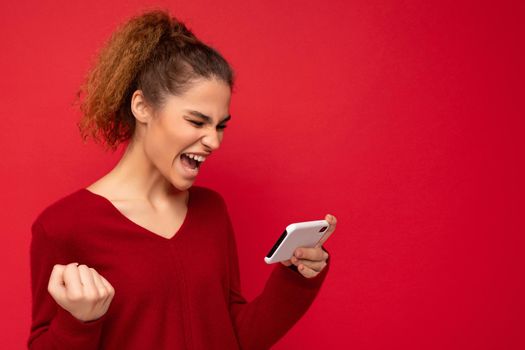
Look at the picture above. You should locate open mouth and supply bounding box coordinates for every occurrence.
[178,153,204,177]
[180,153,201,170]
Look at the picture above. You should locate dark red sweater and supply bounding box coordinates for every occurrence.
[28,186,330,349]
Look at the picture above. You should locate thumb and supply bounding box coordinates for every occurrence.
[48,263,73,300]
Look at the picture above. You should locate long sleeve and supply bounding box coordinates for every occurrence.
[225,213,330,350]
[28,220,107,349]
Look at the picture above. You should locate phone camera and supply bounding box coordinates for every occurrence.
[319,226,327,232]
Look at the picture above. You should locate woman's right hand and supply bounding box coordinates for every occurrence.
[47,262,115,322]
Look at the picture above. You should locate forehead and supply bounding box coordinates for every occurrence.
[164,78,231,114]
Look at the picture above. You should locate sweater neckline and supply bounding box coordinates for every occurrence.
[79,187,193,242]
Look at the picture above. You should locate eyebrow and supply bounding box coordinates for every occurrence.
[185,110,231,124]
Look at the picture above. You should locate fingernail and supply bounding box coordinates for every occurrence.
[296,251,302,258]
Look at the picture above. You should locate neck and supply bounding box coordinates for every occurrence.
[101,137,187,206]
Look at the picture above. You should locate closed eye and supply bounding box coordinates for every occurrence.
[189,120,227,130]
[189,120,204,127]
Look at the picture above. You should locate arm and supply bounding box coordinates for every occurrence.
[225,215,330,350]
[28,220,106,349]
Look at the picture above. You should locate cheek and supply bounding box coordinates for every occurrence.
[144,123,177,167]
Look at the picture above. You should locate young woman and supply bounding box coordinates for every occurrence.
[28,9,336,350]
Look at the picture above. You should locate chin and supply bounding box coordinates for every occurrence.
[171,177,194,191]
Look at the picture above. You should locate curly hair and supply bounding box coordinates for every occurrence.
[73,8,235,152]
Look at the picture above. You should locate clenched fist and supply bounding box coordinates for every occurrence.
[47,262,115,322]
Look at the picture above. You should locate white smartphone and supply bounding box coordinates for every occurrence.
[264,219,330,264]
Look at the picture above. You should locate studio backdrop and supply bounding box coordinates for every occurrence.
[1,0,523,349]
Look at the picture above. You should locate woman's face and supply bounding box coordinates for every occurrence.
[131,77,231,190]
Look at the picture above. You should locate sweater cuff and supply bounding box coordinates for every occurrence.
[49,307,106,345]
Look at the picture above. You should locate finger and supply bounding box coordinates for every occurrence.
[96,274,115,310]
[78,265,99,298]
[326,213,337,226]
[297,263,319,279]
[90,268,112,309]
[63,263,84,299]
[90,268,108,298]
[316,214,337,247]
[280,259,293,267]
[98,274,115,297]
[294,247,326,261]
[48,264,67,298]
[291,256,327,272]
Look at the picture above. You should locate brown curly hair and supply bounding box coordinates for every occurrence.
[73,8,235,152]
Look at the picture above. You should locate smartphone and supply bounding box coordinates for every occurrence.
[264,219,330,264]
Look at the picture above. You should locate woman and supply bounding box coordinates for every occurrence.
[28,9,336,350]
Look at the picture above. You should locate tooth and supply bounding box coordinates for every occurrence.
[184,153,207,163]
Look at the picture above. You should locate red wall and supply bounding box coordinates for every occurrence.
[2,0,523,349]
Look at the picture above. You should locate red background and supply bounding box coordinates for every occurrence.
[2,0,524,349]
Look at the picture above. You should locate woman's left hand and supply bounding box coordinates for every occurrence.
[280,214,337,278]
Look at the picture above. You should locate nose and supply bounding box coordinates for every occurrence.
[201,129,222,151]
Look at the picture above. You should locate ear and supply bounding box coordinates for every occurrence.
[130,90,153,124]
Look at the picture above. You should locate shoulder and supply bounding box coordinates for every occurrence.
[31,188,88,239]
[190,185,227,206]
[189,185,232,223]
[189,186,234,238]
